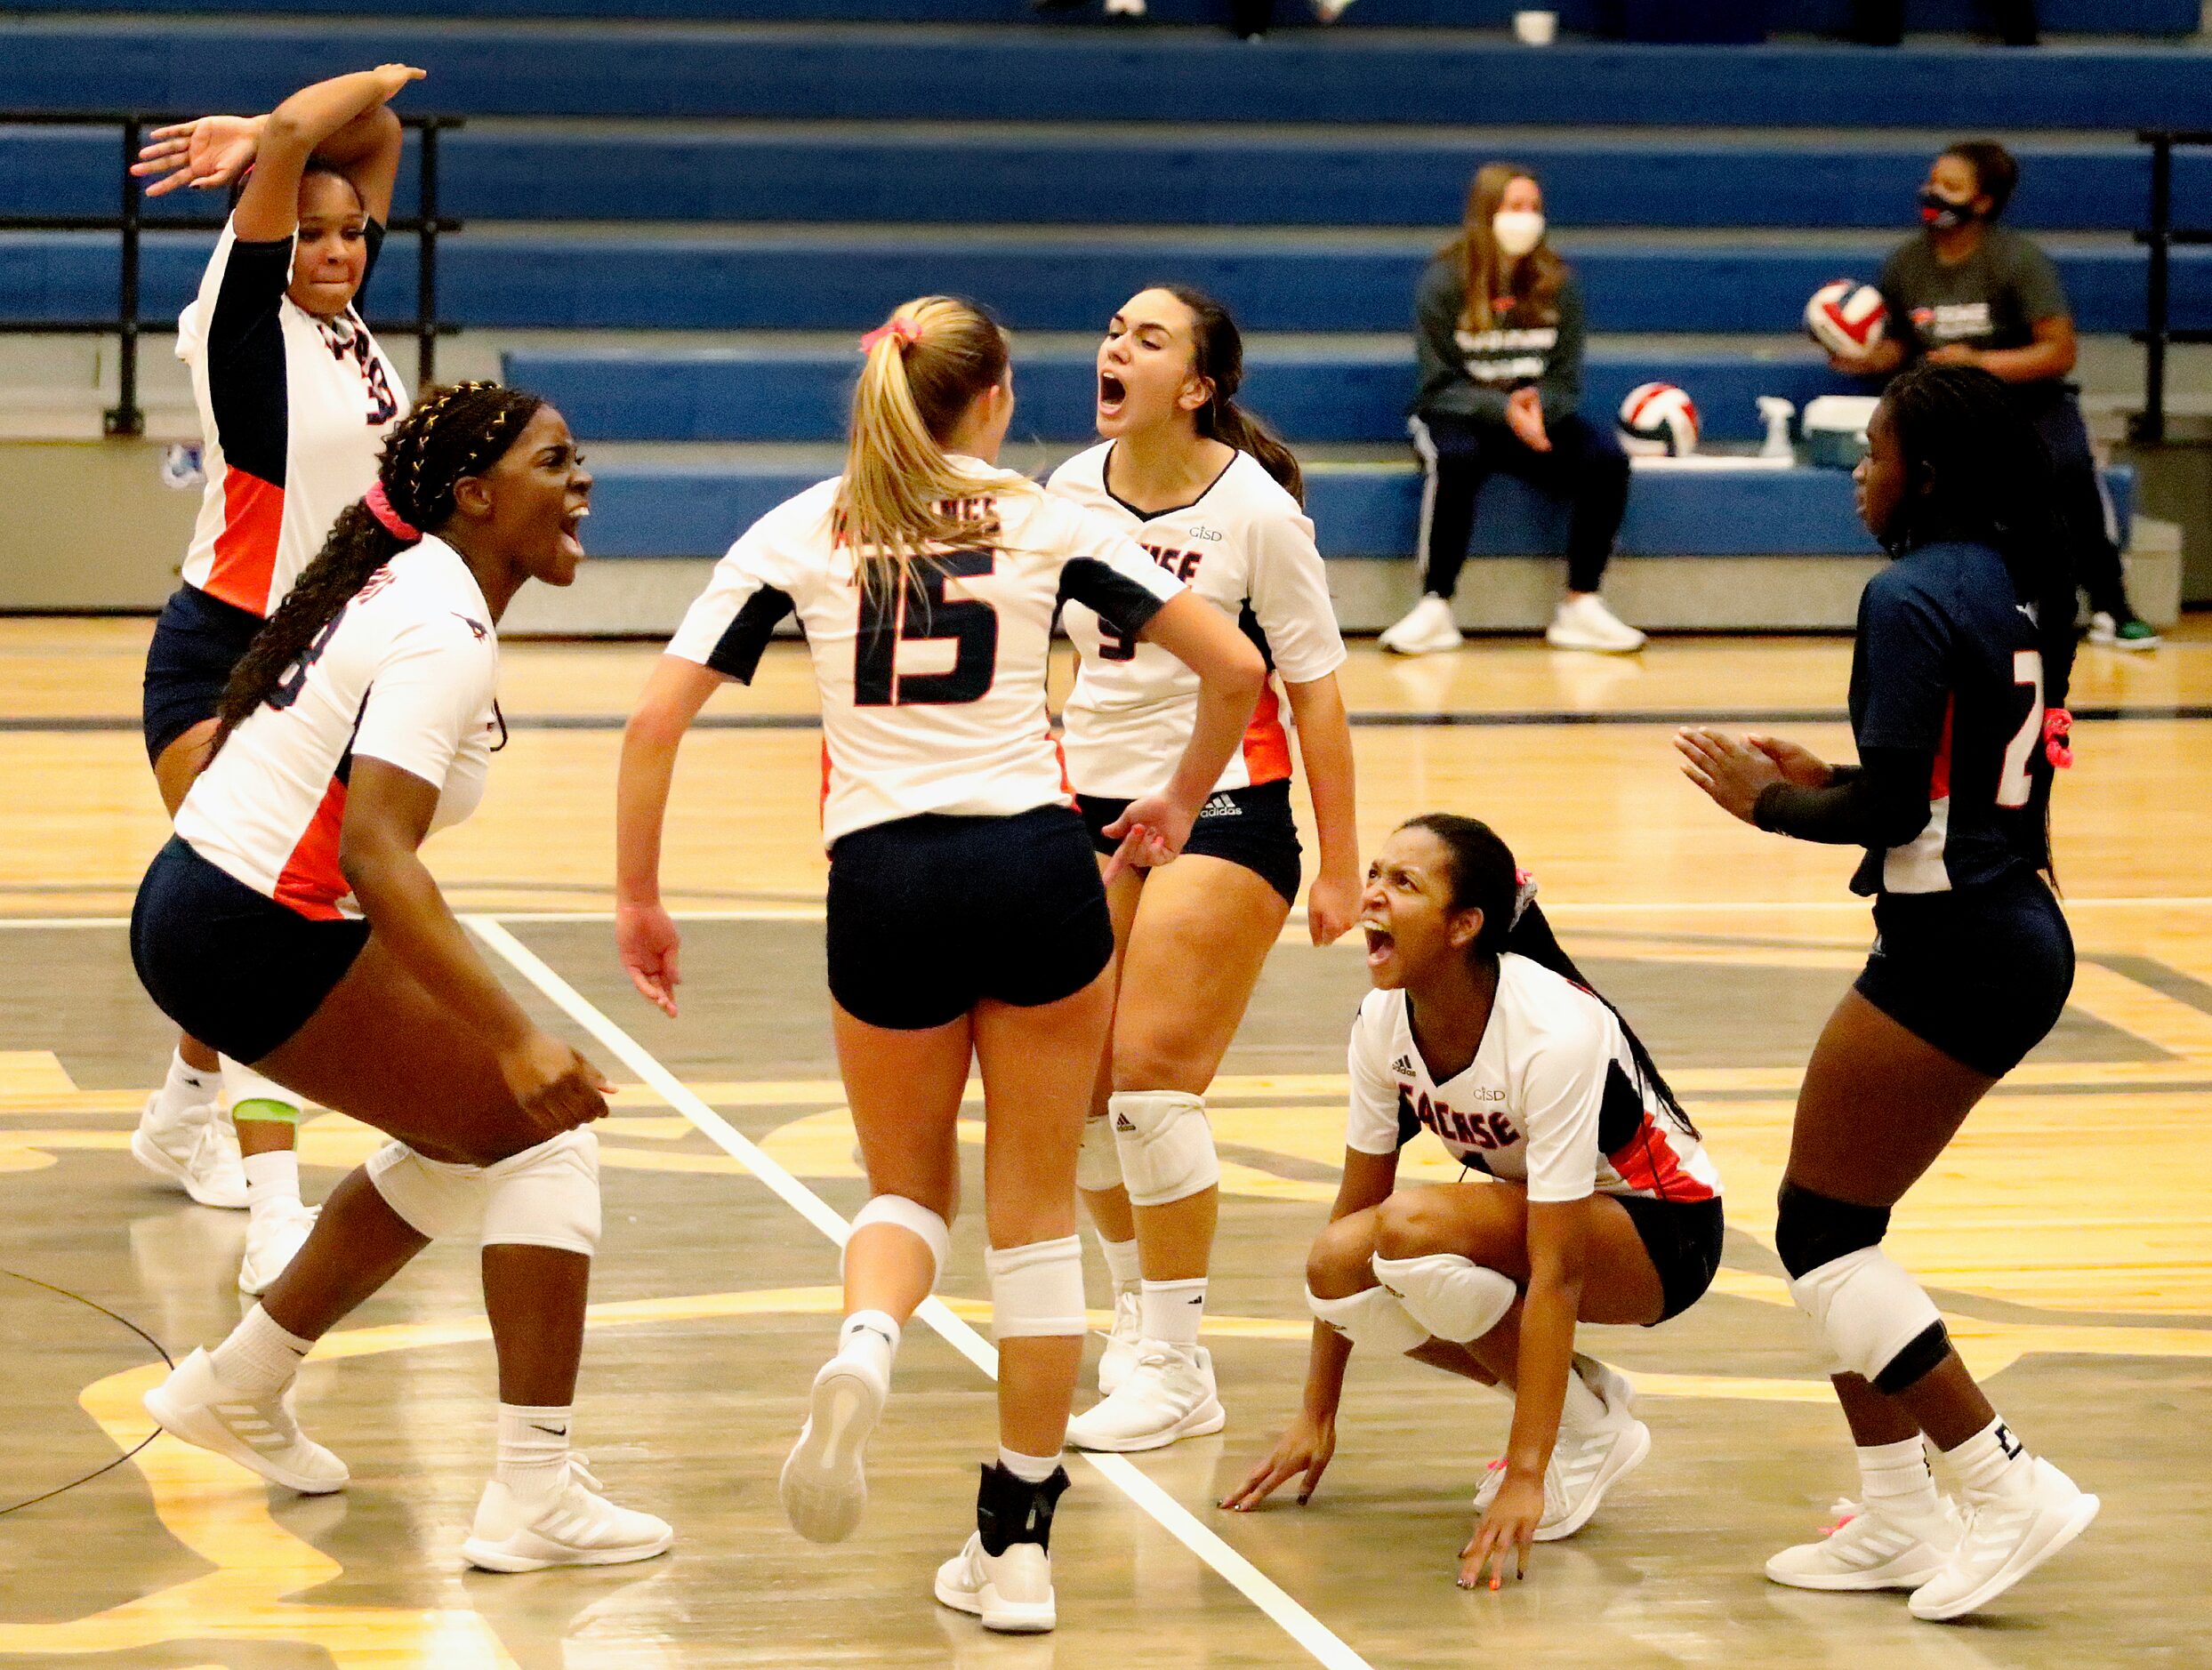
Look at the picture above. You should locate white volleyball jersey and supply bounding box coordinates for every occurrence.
[175,537,500,921]
[176,217,406,617]
[665,462,1185,847]
[1048,444,1346,799]
[1344,955,1721,1205]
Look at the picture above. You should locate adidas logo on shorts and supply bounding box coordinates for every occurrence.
[1198,793,1242,819]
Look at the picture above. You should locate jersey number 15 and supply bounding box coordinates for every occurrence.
[853,551,998,707]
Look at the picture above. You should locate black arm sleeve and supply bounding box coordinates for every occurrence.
[1058,558,1171,640]
[703,586,795,683]
[1753,747,1934,847]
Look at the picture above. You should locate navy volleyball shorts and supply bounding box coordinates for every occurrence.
[132,836,370,1062]
[142,582,265,767]
[1855,868,2075,1078]
[1077,776,1303,907]
[1613,1193,1726,1323]
[824,804,1114,1031]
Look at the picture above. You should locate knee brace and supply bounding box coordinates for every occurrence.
[1307,1285,1429,1356]
[1370,1252,1516,1345]
[1108,1090,1219,1208]
[844,1193,952,1289]
[480,1128,601,1257]
[985,1234,1086,1340]
[366,1141,487,1244]
[221,1056,301,1122]
[1777,1182,1947,1393]
[1074,1114,1122,1193]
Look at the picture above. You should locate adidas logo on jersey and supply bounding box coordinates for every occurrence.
[1114,1112,1137,1133]
[1199,793,1242,819]
[1392,1056,1416,1075]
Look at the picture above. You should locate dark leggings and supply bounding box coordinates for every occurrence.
[1410,408,1630,600]
[2031,392,2135,622]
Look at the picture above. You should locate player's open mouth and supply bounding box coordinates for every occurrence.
[559,503,589,558]
[1363,923,1393,967]
[1098,372,1127,417]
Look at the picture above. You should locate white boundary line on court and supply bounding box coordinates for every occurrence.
[460,911,1376,1670]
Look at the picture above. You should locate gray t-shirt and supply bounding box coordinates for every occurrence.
[1878,225,2070,359]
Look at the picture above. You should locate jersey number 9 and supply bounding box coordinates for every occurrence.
[853,550,998,707]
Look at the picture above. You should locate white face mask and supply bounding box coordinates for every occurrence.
[1492,210,1546,259]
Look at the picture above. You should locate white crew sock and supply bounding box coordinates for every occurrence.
[149,1048,216,1127]
[1944,1415,2035,1500]
[496,1403,574,1501]
[838,1309,900,1384]
[208,1304,312,1396]
[1558,1359,1613,1433]
[999,1444,1061,1483]
[1139,1277,1206,1349]
[242,1150,302,1220]
[1857,1435,1941,1518]
[1098,1234,1140,1294]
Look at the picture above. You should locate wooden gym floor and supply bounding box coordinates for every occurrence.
[2,617,2209,1668]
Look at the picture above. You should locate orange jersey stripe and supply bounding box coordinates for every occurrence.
[1238,681,1293,785]
[271,775,350,922]
[200,465,286,617]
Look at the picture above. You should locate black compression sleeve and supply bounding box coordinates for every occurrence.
[1752,747,1934,847]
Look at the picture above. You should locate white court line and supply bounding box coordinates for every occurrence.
[462,912,1375,1670]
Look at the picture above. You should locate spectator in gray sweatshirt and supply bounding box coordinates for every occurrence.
[1381,163,1642,655]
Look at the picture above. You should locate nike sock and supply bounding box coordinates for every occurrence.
[1857,1436,1941,1518]
[208,1304,312,1396]
[1139,1277,1206,1349]
[838,1309,900,1384]
[998,1444,1062,1484]
[1098,1234,1140,1295]
[496,1403,574,1501]
[242,1150,302,1221]
[1945,1416,2034,1499]
[149,1048,216,1127]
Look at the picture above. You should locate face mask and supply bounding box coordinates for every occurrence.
[1918,189,1980,231]
[1492,210,1546,259]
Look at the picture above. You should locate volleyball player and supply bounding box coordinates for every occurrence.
[129,65,420,1294]
[615,296,1264,1634]
[136,382,672,1574]
[1045,285,1358,1453]
[1677,363,2096,1620]
[1222,815,1722,1589]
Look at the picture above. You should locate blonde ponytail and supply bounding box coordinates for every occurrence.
[836,296,1022,598]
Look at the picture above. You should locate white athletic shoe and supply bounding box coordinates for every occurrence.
[237,1201,318,1297]
[132,1096,247,1209]
[1907,1459,2099,1621]
[778,1347,889,1544]
[1473,1414,1652,1541]
[1766,1497,1961,1592]
[463,1455,674,1572]
[1097,1287,1143,1397]
[936,1534,1058,1634]
[1379,594,1464,656]
[2087,610,2160,651]
[1546,593,1647,654]
[141,1346,347,1494]
[1066,1343,1225,1452]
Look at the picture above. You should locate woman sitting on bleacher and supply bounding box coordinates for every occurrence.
[1830,141,2158,650]
[1382,164,1643,658]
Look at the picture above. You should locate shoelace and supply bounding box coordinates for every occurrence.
[1822,1497,1862,1537]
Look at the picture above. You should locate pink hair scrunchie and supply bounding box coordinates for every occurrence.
[364,480,420,542]
[859,317,920,354]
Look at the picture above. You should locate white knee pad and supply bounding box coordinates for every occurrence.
[1075,1114,1122,1193]
[221,1056,300,1119]
[1109,1090,1219,1208]
[366,1141,487,1244]
[985,1234,1086,1340]
[1370,1251,1516,1345]
[480,1128,601,1257]
[1788,1247,1944,1387]
[845,1193,952,1289]
[1307,1284,1430,1356]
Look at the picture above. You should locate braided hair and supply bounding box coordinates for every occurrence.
[212,381,543,754]
[1401,813,1697,1137]
[1877,362,2076,716]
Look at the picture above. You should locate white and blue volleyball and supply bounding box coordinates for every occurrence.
[1617,381,1700,457]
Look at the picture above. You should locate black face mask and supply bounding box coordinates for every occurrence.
[1919,189,1982,231]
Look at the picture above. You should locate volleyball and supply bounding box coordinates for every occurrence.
[1617,381,1700,456]
[1805,279,1887,356]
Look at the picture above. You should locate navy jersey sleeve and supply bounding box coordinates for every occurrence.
[205,228,295,486]
[1854,569,1955,752]
[1056,526,1182,640]
[360,219,386,291]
